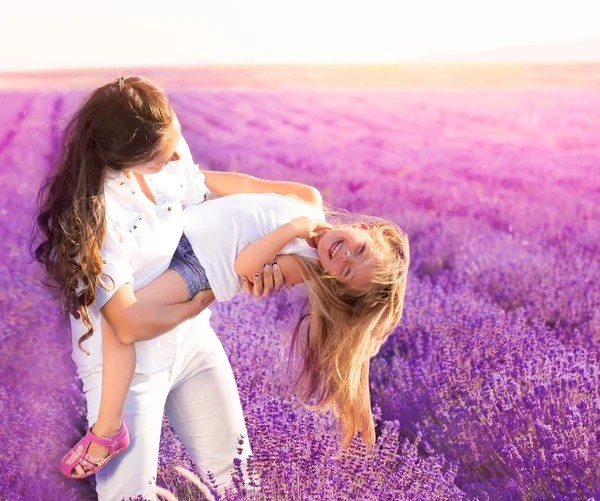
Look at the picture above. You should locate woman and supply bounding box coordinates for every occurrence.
[33,75,282,500]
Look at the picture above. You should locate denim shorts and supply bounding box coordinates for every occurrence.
[169,235,211,300]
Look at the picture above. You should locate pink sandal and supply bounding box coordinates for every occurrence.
[60,422,130,479]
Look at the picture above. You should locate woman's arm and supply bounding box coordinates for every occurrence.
[202,171,322,209]
[234,217,329,282]
[100,283,215,344]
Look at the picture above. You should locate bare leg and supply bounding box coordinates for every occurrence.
[71,318,136,477]
[72,269,191,476]
[136,269,191,304]
[98,317,136,432]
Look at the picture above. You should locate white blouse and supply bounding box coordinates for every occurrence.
[69,135,212,378]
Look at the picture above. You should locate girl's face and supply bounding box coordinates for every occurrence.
[126,115,182,176]
[315,224,377,291]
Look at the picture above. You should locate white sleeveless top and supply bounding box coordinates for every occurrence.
[182,193,326,301]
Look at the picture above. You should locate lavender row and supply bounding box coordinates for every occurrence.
[1,86,599,500]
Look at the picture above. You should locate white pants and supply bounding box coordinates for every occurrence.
[81,325,252,501]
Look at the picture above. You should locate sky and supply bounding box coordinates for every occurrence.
[1,0,599,71]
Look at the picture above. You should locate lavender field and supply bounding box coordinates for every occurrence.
[1,67,599,501]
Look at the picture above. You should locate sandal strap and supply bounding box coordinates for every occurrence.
[85,422,127,451]
[84,454,107,467]
[63,442,88,466]
[63,439,106,470]
[79,456,100,470]
[60,422,130,479]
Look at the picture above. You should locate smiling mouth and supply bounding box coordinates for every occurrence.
[329,240,343,260]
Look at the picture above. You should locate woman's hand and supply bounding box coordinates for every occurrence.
[242,262,285,297]
[290,216,332,240]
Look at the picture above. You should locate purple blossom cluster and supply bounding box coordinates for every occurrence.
[370,282,600,500]
[1,76,599,500]
[195,296,463,501]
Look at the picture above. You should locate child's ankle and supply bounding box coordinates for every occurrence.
[92,419,123,437]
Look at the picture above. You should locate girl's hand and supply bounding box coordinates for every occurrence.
[290,217,332,240]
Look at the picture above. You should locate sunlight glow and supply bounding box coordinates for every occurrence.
[1,0,599,70]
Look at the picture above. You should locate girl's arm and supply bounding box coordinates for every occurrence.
[202,171,323,209]
[234,217,330,283]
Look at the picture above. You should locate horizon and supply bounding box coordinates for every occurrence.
[2,58,600,77]
[2,62,599,92]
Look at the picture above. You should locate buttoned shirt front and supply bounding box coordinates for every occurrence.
[70,135,211,378]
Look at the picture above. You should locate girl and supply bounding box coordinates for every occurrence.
[60,170,410,479]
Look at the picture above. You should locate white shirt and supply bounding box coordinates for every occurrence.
[69,135,212,378]
[183,193,325,301]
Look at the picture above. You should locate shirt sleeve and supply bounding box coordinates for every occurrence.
[175,135,209,208]
[96,211,134,309]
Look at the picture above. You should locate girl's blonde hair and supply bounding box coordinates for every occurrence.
[288,213,410,454]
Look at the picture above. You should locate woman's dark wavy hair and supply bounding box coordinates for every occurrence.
[31,76,174,353]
